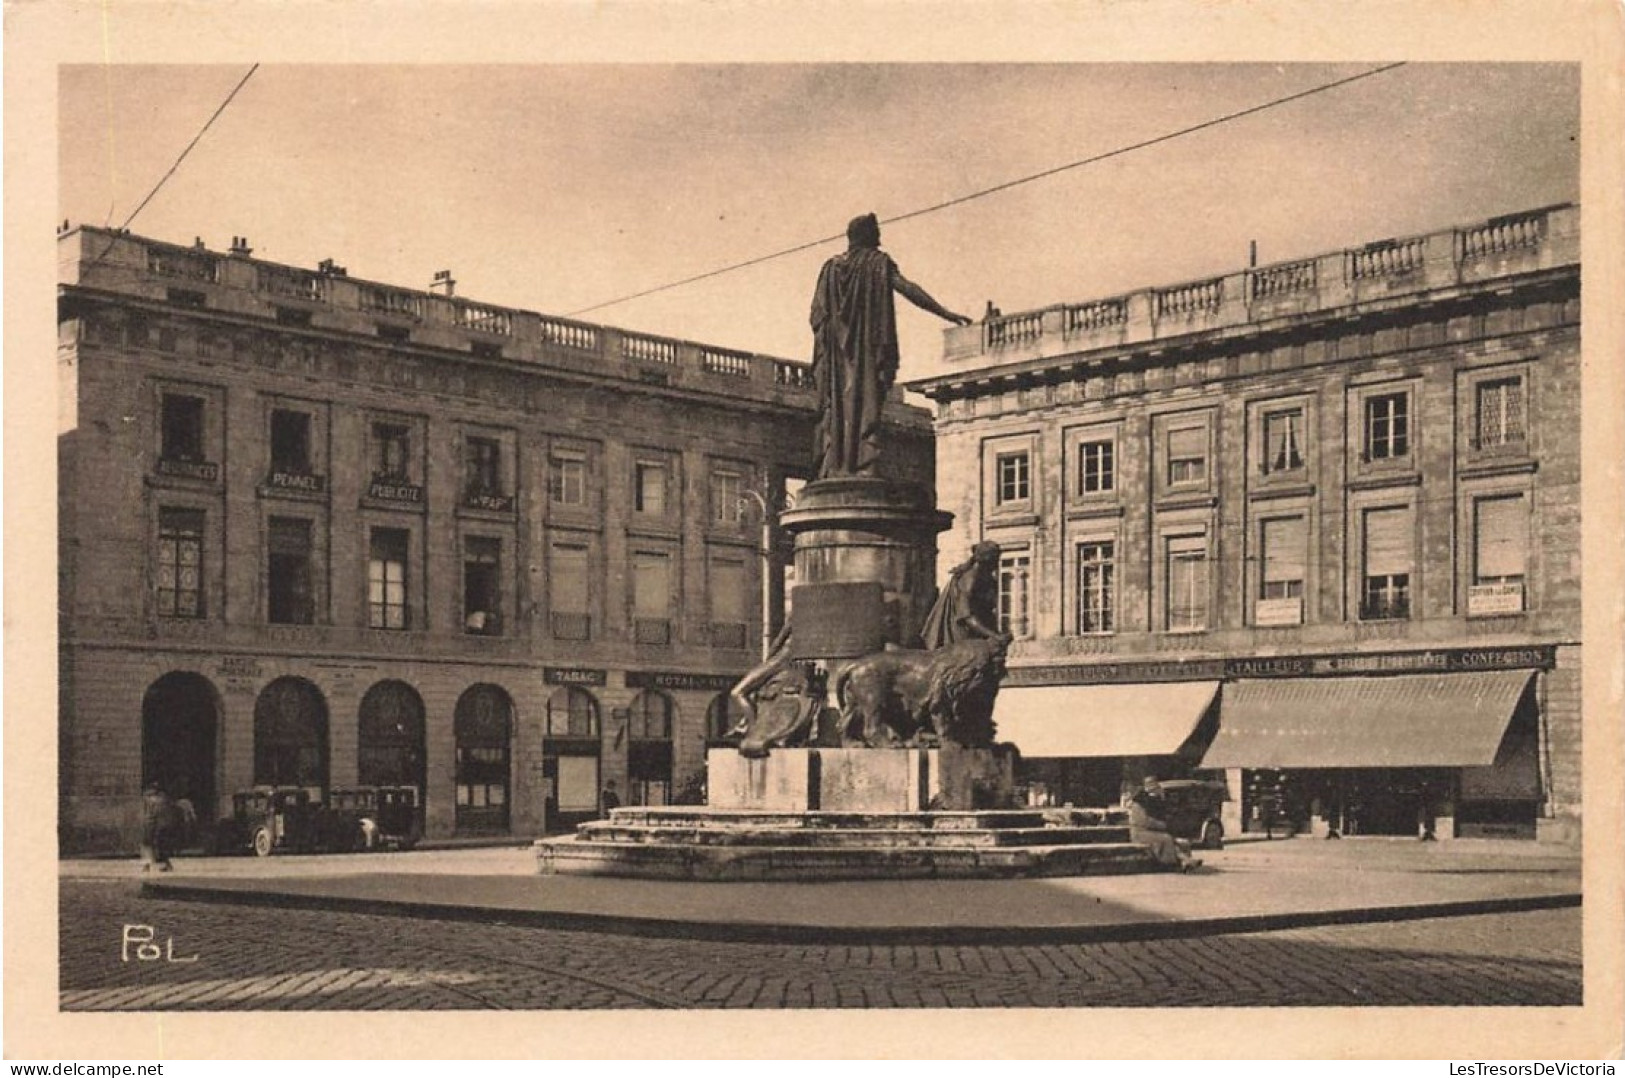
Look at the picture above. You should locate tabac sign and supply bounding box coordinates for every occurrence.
[1005,645,1558,687]
[544,667,607,687]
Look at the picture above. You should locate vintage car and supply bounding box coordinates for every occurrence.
[367,785,423,850]
[1156,778,1231,850]
[213,786,327,856]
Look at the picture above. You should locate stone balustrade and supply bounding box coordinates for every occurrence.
[937,203,1578,367]
[61,226,823,400]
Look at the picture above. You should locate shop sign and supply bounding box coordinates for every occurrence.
[626,670,742,693]
[464,492,514,513]
[1467,583,1525,616]
[268,471,325,493]
[157,458,219,481]
[1255,598,1303,627]
[1007,645,1556,687]
[544,666,607,687]
[367,479,422,504]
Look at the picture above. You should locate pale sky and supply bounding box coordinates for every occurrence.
[59,63,1578,383]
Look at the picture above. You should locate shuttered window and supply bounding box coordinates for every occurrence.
[1260,517,1307,599]
[1361,507,1412,620]
[1167,427,1207,484]
[550,545,588,614]
[1475,495,1528,583]
[712,559,746,624]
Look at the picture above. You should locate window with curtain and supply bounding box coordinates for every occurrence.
[998,551,1031,638]
[1166,535,1208,631]
[1077,541,1115,633]
[367,528,409,629]
[1476,378,1526,449]
[1263,409,1304,473]
[156,508,205,618]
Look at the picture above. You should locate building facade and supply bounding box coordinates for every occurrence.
[57,226,933,852]
[911,204,1580,843]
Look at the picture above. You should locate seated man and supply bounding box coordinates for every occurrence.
[1128,777,1202,873]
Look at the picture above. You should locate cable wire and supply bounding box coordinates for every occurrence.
[566,63,1408,317]
[92,64,260,261]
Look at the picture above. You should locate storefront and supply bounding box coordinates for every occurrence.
[992,646,1555,839]
[993,678,1222,807]
[1204,663,1545,840]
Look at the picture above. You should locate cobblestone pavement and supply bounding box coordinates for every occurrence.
[60,880,1581,1009]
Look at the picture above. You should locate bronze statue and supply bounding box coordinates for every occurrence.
[833,637,1008,750]
[730,624,822,758]
[810,213,971,478]
[919,541,1006,649]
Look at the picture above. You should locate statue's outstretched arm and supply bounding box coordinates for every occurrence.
[892,271,973,326]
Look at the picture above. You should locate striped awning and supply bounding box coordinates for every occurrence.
[992,681,1220,758]
[1201,671,1535,769]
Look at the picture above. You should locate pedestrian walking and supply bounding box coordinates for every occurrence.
[140,784,179,872]
[600,780,621,815]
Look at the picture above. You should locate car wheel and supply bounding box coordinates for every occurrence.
[252,827,274,857]
[1200,820,1224,850]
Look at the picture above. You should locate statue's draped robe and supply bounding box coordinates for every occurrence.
[918,560,998,650]
[810,246,900,478]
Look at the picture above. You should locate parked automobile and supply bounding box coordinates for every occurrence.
[1156,778,1230,850]
[213,786,325,857]
[367,786,422,850]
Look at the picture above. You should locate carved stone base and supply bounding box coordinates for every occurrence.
[707,746,1015,813]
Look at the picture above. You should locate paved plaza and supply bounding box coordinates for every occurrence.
[59,838,1583,1009]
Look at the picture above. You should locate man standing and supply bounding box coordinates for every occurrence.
[810,213,971,479]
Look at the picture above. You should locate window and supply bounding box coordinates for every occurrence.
[546,685,600,737]
[368,528,410,630]
[463,537,502,635]
[996,452,1031,505]
[1364,392,1410,461]
[1360,507,1412,620]
[1258,517,1307,626]
[1076,541,1114,633]
[1166,535,1208,632]
[465,437,501,496]
[549,544,590,639]
[161,394,205,462]
[1476,377,1526,449]
[1263,409,1304,474]
[269,410,312,475]
[712,470,745,524]
[998,552,1031,639]
[1471,495,1529,614]
[1167,427,1207,485]
[267,517,314,625]
[372,423,410,480]
[549,454,585,507]
[635,461,667,515]
[1078,440,1115,495]
[633,552,672,645]
[711,558,747,649]
[628,691,673,740]
[156,508,204,618]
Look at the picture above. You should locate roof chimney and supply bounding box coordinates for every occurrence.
[229,235,253,256]
[430,270,456,297]
[318,258,348,277]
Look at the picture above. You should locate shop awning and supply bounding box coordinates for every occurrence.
[992,682,1220,758]
[1201,671,1535,769]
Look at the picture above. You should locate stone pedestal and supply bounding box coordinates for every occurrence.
[780,477,951,656]
[707,746,1015,812]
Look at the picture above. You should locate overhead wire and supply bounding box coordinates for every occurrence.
[91,63,260,263]
[566,62,1409,318]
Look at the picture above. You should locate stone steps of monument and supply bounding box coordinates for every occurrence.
[535,837,1162,882]
[574,822,1134,849]
[601,807,1126,831]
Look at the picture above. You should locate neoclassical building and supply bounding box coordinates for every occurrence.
[911,204,1581,843]
[57,226,934,852]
